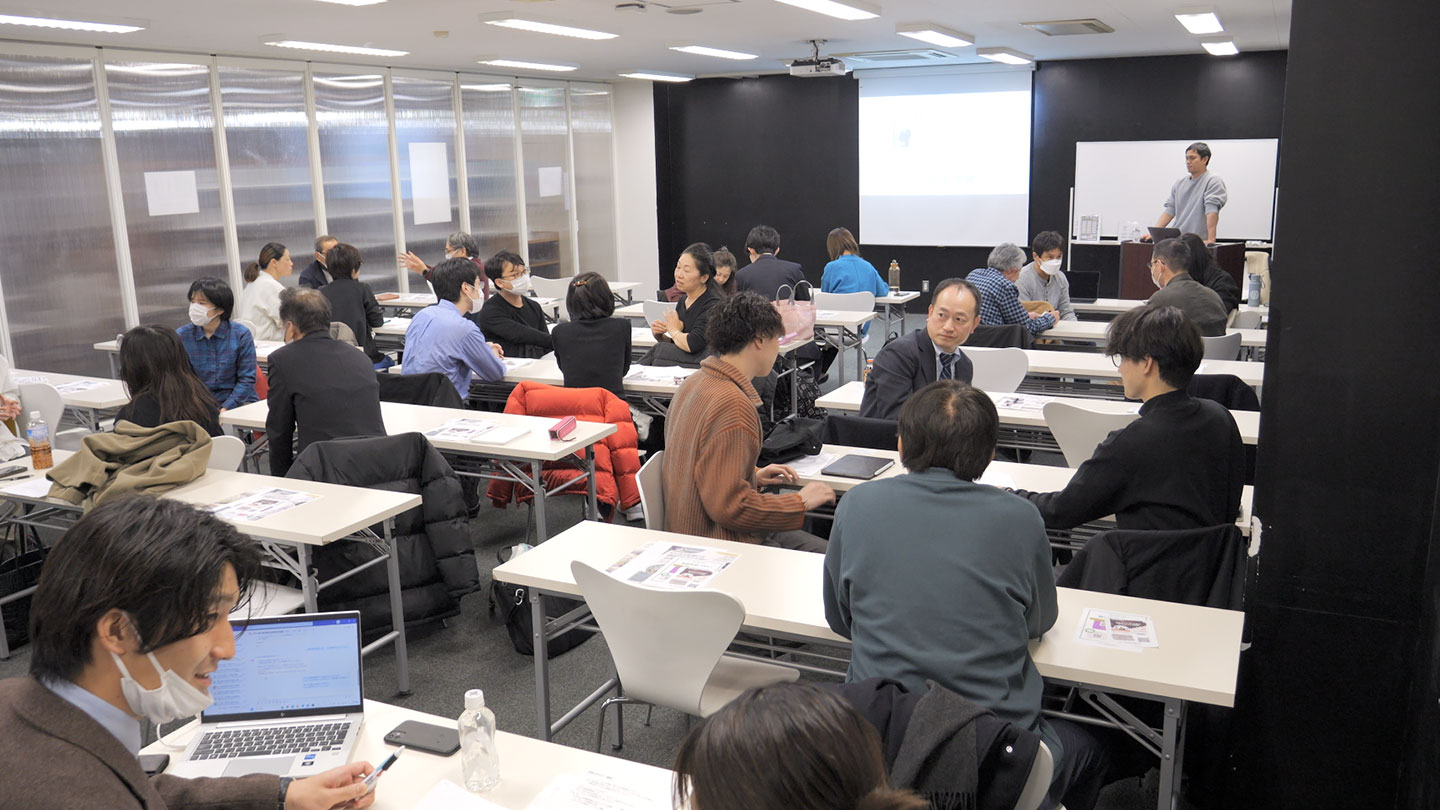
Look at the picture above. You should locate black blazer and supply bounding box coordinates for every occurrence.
[322,277,385,360]
[298,259,329,289]
[859,329,974,420]
[736,254,808,300]
[265,331,386,476]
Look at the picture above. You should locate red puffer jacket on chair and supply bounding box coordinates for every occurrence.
[486,381,641,512]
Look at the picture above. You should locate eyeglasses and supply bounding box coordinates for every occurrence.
[1109,355,1123,368]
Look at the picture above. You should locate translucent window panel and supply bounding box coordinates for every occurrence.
[107,59,228,328]
[218,65,315,286]
[313,70,396,290]
[568,84,617,280]
[517,82,573,279]
[392,74,459,270]
[460,78,520,259]
[0,52,123,376]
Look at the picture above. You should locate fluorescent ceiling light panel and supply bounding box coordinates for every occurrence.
[0,12,145,33]
[1201,37,1239,55]
[313,0,387,5]
[896,23,973,48]
[669,45,758,60]
[976,47,1033,65]
[479,59,577,72]
[483,17,617,40]
[772,0,879,21]
[462,83,513,92]
[619,71,694,83]
[265,39,408,56]
[1174,7,1224,34]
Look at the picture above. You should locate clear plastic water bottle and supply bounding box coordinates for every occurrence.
[887,259,901,290]
[459,689,500,792]
[26,411,51,470]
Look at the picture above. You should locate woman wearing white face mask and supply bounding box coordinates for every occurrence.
[1015,230,1078,322]
[476,249,554,360]
[0,495,379,810]
[178,278,258,412]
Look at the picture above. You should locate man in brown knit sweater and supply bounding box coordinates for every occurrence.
[663,292,835,551]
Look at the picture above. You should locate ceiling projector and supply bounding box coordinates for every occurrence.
[789,57,848,77]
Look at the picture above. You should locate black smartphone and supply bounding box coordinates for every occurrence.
[139,753,170,775]
[383,721,459,756]
[0,465,26,478]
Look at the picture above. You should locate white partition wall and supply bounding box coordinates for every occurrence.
[569,83,618,281]
[460,78,523,259]
[392,71,461,271]
[517,81,574,278]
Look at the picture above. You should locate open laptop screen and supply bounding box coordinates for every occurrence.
[204,612,363,722]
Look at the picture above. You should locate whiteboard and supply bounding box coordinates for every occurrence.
[1072,139,1278,241]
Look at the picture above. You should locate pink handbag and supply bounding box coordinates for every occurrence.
[773,282,816,344]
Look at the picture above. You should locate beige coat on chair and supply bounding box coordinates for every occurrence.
[46,419,212,508]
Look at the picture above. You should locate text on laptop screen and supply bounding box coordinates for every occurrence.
[208,616,362,716]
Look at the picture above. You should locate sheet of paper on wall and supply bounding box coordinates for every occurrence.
[525,769,673,810]
[409,141,452,225]
[1076,607,1159,651]
[606,541,740,591]
[143,170,200,217]
[538,166,563,198]
[411,780,506,810]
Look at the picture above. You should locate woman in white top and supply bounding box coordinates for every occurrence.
[236,242,293,341]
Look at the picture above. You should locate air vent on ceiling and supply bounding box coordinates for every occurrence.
[837,49,957,65]
[1021,19,1115,36]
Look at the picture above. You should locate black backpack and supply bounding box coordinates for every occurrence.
[487,547,592,658]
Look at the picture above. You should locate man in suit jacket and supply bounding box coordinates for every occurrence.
[735,224,808,300]
[860,279,982,419]
[266,287,386,476]
[297,234,338,290]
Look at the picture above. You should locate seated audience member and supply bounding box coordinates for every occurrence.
[967,243,1058,336]
[236,242,292,340]
[0,495,376,809]
[319,242,386,364]
[403,257,506,400]
[1016,230,1077,321]
[647,243,723,366]
[735,225,806,299]
[478,250,553,360]
[1178,232,1242,314]
[266,288,385,476]
[114,325,223,437]
[397,231,490,297]
[665,245,737,302]
[663,291,834,550]
[552,273,631,398]
[1016,305,1244,530]
[1145,238,1229,337]
[673,682,926,810]
[298,234,338,289]
[825,381,1110,810]
[178,277,257,412]
[821,227,889,298]
[860,278,981,420]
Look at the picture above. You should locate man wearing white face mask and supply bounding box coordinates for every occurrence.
[0,495,378,810]
[477,249,554,360]
[1016,230,1078,322]
[402,258,507,400]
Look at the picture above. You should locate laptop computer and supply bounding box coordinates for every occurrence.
[1068,270,1100,304]
[168,612,365,779]
[1146,226,1182,242]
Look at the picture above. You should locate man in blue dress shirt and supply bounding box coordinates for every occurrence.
[402,257,507,400]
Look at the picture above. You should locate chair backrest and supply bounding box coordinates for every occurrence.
[1043,401,1140,467]
[812,290,876,313]
[642,299,677,324]
[1013,740,1055,810]
[966,323,1034,349]
[571,560,746,714]
[207,434,246,470]
[329,321,358,346]
[636,451,665,530]
[821,414,898,451]
[961,347,1029,393]
[0,353,11,391]
[16,383,63,437]
[1231,310,1262,329]
[1200,332,1242,360]
[233,318,258,334]
[529,275,572,300]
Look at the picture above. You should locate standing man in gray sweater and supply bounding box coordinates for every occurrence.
[1144,141,1229,245]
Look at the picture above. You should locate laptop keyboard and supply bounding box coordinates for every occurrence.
[192,722,351,760]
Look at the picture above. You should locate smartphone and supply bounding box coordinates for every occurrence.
[0,465,26,478]
[383,721,459,756]
[139,753,170,775]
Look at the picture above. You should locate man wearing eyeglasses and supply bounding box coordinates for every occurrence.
[860,278,981,420]
[1146,238,1228,336]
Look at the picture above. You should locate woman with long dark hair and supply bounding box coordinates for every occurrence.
[115,325,223,436]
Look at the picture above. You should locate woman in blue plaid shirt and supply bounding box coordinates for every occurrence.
[177,277,258,412]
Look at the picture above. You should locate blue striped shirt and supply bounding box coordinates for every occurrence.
[177,320,258,410]
[402,299,507,398]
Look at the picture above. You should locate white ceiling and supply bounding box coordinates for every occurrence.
[11,0,1290,81]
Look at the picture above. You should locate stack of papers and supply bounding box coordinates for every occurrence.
[424,418,530,445]
[624,366,696,384]
[206,488,318,521]
[607,541,739,590]
[502,358,534,371]
[1076,608,1159,651]
[991,393,1055,413]
[54,380,107,394]
[2,477,53,498]
[787,452,836,477]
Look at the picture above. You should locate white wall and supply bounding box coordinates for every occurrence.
[611,81,659,293]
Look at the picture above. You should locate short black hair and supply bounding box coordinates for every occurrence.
[29,495,264,682]
[279,287,331,335]
[931,277,982,317]
[1030,231,1064,256]
[706,291,785,355]
[566,272,615,320]
[485,249,525,280]
[898,381,997,480]
[1187,141,1212,161]
[1107,305,1204,389]
[325,242,363,279]
[1153,238,1191,274]
[745,225,781,255]
[430,257,481,304]
[188,277,234,321]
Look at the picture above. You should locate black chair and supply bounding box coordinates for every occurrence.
[822,414,898,451]
[377,371,464,409]
[967,323,1035,349]
[1188,374,1259,484]
[1057,524,1246,610]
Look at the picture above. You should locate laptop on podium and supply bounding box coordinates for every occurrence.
[168,611,365,779]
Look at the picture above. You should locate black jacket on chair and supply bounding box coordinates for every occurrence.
[967,323,1035,349]
[377,371,465,409]
[265,331,386,476]
[287,433,477,636]
[1057,524,1246,610]
[860,329,974,420]
[736,254,808,300]
[822,414,899,451]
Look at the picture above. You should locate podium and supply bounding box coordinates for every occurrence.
[1118,242,1246,300]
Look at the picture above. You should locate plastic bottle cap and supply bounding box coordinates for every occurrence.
[28,411,39,420]
[465,689,485,709]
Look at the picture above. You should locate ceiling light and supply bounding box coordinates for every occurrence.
[619,71,694,83]
[0,12,144,33]
[669,45,758,60]
[313,0,387,5]
[1174,7,1224,34]
[896,23,973,49]
[479,59,577,72]
[1201,37,1239,55]
[771,0,879,21]
[483,16,618,40]
[462,83,513,92]
[265,39,408,57]
[976,47,1033,66]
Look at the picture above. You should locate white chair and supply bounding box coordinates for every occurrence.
[571,560,799,751]
[233,318,258,334]
[1231,310,1262,329]
[528,276,572,322]
[961,347,1029,393]
[0,353,11,391]
[207,434,246,471]
[1014,740,1056,810]
[1200,332,1242,361]
[812,290,876,314]
[16,383,64,440]
[636,451,665,530]
[1043,401,1140,467]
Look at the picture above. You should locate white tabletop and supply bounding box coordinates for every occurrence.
[494,521,1244,707]
[1044,320,1267,349]
[222,400,617,463]
[94,338,286,363]
[11,368,130,410]
[815,309,877,329]
[1021,349,1265,387]
[877,291,921,304]
[376,317,411,337]
[629,327,812,355]
[614,302,646,320]
[1072,298,1269,320]
[375,292,438,309]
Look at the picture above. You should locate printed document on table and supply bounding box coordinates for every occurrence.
[991,392,1054,412]
[787,452,836,477]
[976,463,1016,490]
[206,488,318,522]
[2,476,54,498]
[425,418,500,441]
[1077,608,1159,651]
[624,366,697,384]
[606,541,740,590]
[54,379,106,394]
[525,769,673,810]
[411,780,506,810]
[503,357,535,371]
